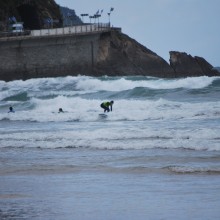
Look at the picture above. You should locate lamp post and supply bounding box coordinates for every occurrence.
[94,14,101,24]
[89,15,96,24]
[81,14,89,23]
[108,13,110,25]
[108,7,114,27]
[89,16,92,24]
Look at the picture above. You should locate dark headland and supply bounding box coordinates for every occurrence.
[0,0,219,81]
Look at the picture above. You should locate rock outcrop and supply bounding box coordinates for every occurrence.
[169,51,219,77]
[94,31,175,78]
[214,67,220,72]
[60,6,82,26]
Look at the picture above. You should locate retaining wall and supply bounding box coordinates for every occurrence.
[0,31,103,81]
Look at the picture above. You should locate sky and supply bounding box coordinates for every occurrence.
[55,0,220,67]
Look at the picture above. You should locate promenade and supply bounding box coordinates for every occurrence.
[0,23,112,41]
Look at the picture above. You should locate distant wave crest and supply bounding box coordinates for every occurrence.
[167,166,220,174]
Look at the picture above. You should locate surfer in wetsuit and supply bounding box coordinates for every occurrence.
[8,106,15,113]
[100,101,114,112]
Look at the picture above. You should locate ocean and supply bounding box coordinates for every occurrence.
[0,75,220,220]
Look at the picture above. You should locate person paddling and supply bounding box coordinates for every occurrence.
[58,108,64,113]
[100,101,114,112]
[8,106,15,113]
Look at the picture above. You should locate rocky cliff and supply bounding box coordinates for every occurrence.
[169,51,219,77]
[93,31,218,78]
[94,31,175,78]
[60,6,82,26]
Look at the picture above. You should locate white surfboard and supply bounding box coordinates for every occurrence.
[99,113,108,118]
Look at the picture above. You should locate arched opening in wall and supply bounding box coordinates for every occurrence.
[17,4,40,30]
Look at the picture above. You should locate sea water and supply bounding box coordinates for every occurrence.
[0,75,220,220]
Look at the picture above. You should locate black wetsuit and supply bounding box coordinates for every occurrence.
[100,102,113,112]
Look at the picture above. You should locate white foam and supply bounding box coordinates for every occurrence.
[75,76,219,91]
[1,123,220,151]
[1,76,220,151]
[1,96,220,123]
[1,76,219,100]
[168,166,220,174]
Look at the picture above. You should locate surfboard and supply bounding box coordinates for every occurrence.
[99,113,107,118]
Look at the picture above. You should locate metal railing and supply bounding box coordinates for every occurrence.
[0,30,31,38]
[31,23,110,37]
[0,23,111,40]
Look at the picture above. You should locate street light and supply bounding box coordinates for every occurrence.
[89,15,96,24]
[94,14,101,23]
[108,7,114,26]
[80,14,89,23]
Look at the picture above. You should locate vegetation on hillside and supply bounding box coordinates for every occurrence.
[0,0,63,30]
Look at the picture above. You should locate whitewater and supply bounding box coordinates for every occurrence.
[0,75,220,220]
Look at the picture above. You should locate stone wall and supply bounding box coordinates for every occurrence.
[0,33,100,81]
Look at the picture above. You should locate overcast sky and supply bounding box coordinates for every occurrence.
[55,0,220,66]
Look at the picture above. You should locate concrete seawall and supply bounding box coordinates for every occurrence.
[0,32,103,81]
